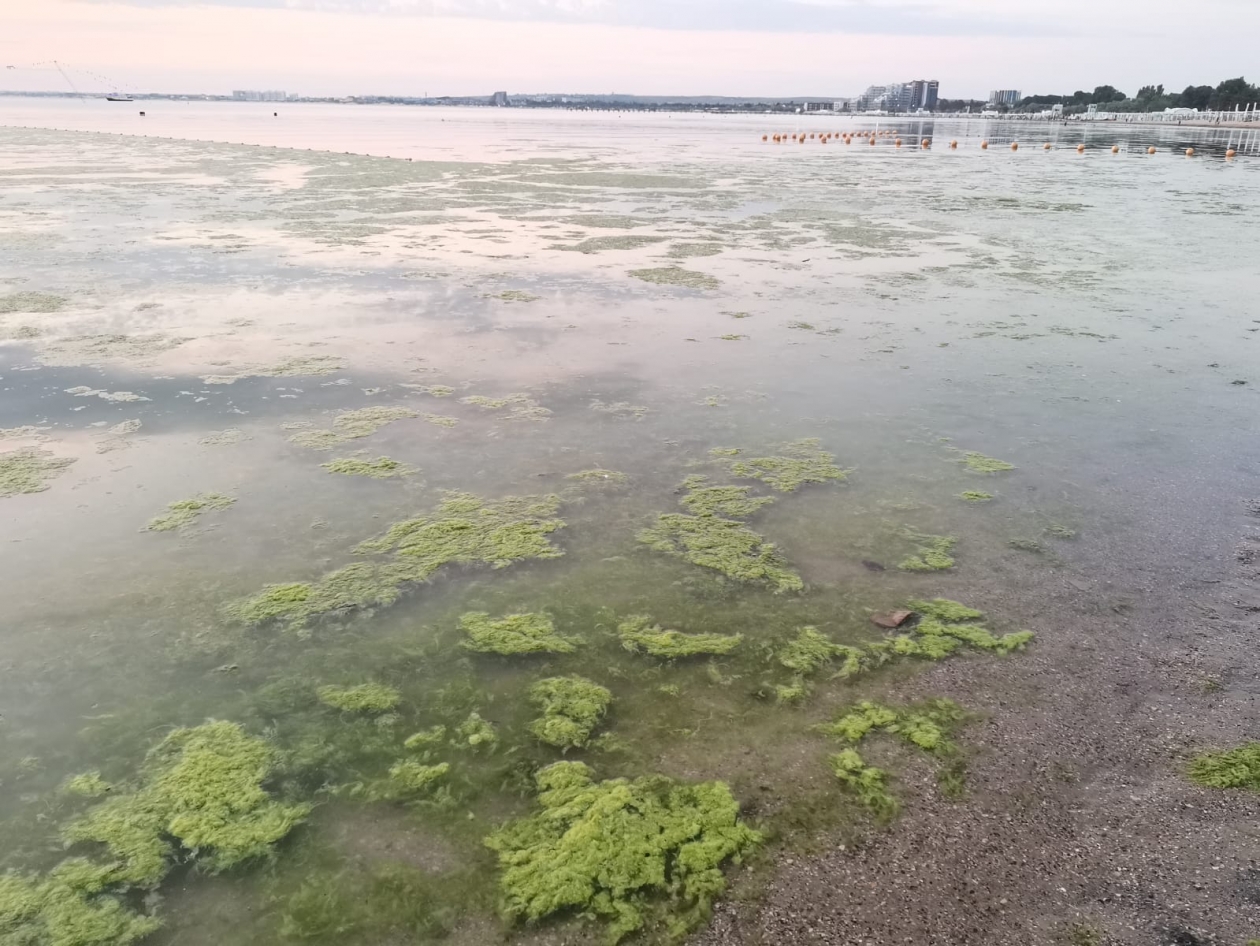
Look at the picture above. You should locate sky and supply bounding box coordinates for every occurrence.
[2,0,1258,100]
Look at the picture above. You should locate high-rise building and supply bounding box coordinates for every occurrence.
[856,80,939,112]
[988,89,1022,107]
[491,91,509,107]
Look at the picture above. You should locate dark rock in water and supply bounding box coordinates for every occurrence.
[861,560,885,572]
[871,610,913,629]
[1231,379,1248,385]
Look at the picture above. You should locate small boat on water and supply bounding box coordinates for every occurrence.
[106,95,133,102]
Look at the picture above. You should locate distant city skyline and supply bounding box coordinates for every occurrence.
[4,0,1259,101]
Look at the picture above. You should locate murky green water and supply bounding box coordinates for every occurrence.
[2,103,1258,945]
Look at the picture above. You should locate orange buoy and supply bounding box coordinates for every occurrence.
[895,138,902,147]
[1185,147,1195,156]
[762,134,768,141]
[1043,142,1052,150]
[1227,148,1237,158]
[1076,144,1085,153]
[922,138,930,147]
[981,140,989,150]
[1011,142,1019,151]
[1111,145,1119,153]
[869,137,876,145]
[1148,146,1157,154]
[950,140,958,149]
[799,136,806,144]
[810,133,816,139]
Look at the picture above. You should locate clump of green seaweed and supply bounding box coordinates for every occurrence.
[638,477,802,593]
[61,772,113,798]
[460,611,581,655]
[321,456,415,479]
[62,721,310,889]
[288,406,419,450]
[455,712,498,749]
[144,493,235,532]
[627,266,720,290]
[228,492,566,633]
[316,683,402,713]
[959,451,1015,474]
[898,530,958,572]
[0,871,161,946]
[618,616,743,659]
[459,393,551,421]
[816,700,967,818]
[728,438,850,493]
[777,626,865,677]
[0,291,66,313]
[528,676,613,749]
[1188,744,1260,791]
[959,490,993,503]
[484,761,760,943]
[0,447,76,498]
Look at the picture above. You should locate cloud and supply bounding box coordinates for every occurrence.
[69,0,1068,36]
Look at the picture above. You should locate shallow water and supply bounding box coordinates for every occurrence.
[2,100,1259,945]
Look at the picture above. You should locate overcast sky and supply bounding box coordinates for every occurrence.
[3,0,1258,99]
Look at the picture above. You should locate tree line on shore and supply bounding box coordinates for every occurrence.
[939,76,1256,115]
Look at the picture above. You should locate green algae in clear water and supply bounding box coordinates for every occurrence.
[898,531,957,572]
[385,761,450,798]
[639,477,801,593]
[418,385,456,397]
[494,290,540,302]
[618,616,742,659]
[288,406,419,449]
[589,400,649,419]
[422,413,459,428]
[1009,537,1051,556]
[0,871,162,946]
[773,677,812,705]
[1045,524,1078,539]
[458,393,551,421]
[528,676,613,749]
[628,265,721,290]
[1188,744,1260,791]
[0,291,66,313]
[404,725,447,750]
[960,490,993,503]
[485,761,760,943]
[908,598,984,623]
[566,468,629,486]
[960,451,1015,474]
[321,456,415,479]
[61,772,113,798]
[728,438,849,493]
[709,447,741,458]
[63,721,310,890]
[144,493,235,532]
[460,611,581,656]
[777,626,865,678]
[828,748,898,821]
[0,447,76,498]
[679,477,776,518]
[455,712,498,749]
[718,334,747,341]
[668,242,725,259]
[230,492,566,633]
[317,683,402,713]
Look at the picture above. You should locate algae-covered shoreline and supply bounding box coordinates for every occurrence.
[2,114,1259,946]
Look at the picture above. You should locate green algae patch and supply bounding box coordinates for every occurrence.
[485,761,760,943]
[455,712,498,750]
[422,413,459,428]
[494,290,540,302]
[267,355,344,377]
[628,265,721,290]
[0,871,161,946]
[1188,744,1260,791]
[816,700,967,817]
[321,456,415,479]
[960,490,993,503]
[144,493,235,532]
[61,772,113,798]
[728,438,849,493]
[231,492,566,633]
[0,291,66,313]
[618,616,742,659]
[639,477,801,593]
[709,447,741,458]
[898,531,957,572]
[667,242,726,259]
[558,235,666,254]
[777,626,864,678]
[289,406,419,450]
[0,447,75,498]
[898,599,1033,656]
[566,468,628,487]
[460,611,581,655]
[909,598,984,623]
[404,725,447,750]
[317,683,402,713]
[384,761,450,798]
[417,384,455,397]
[589,400,649,419]
[63,721,311,888]
[459,393,551,421]
[960,451,1015,474]
[528,676,612,749]
[679,476,776,518]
